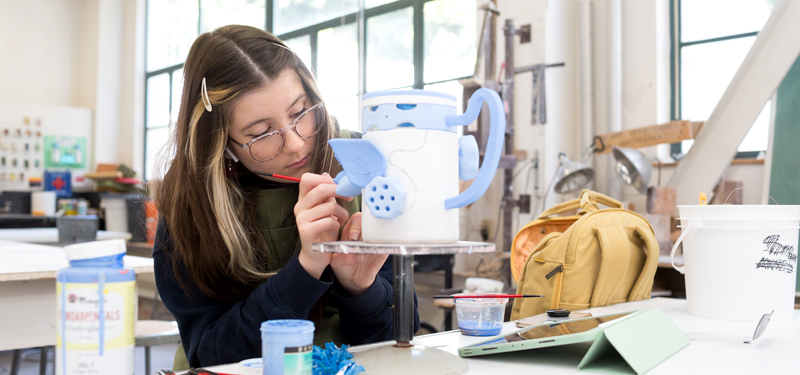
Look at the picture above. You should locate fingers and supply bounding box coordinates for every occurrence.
[295,182,338,215]
[298,216,343,243]
[341,213,362,241]
[295,172,356,280]
[297,200,350,230]
[297,173,353,207]
[295,182,353,219]
[298,172,334,199]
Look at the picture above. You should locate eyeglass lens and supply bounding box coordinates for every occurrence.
[249,104,325,161]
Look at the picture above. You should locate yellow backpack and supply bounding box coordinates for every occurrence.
[510,190,660,320]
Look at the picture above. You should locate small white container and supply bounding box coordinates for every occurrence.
[100,197,128,232]
[455,297,508,336]
[32,191,57,216]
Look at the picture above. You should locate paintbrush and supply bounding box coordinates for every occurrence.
[188,368,241,375]
[253,171,301,182]
[433,294,546,299]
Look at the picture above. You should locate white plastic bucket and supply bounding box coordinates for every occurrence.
[671,205,800,322]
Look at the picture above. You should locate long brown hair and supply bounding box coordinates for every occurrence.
[152,25,343,301]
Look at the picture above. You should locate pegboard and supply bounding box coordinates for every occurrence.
[0,103,92,192]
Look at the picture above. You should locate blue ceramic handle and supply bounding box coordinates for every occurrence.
[443,88,505,209]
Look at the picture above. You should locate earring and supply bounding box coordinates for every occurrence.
[224,148,239,178]
[225,157,236,178]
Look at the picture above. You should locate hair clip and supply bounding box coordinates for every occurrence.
[201,77,213,112]
[271,42,313,73]
[271,42,293,53]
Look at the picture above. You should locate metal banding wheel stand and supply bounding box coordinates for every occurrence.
[313,241,495,375]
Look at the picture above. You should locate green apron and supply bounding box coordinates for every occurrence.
[173,183,360,371]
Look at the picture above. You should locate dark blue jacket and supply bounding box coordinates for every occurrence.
[153,219,419,367]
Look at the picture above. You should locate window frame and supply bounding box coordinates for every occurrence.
[669,0,764,160]
[143,0,472,180]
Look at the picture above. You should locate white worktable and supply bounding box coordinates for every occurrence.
[0,240,154,351]
[0,227,131,244]
[192,298,800,375]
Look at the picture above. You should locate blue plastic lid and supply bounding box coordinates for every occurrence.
[260,319,315,334]
[64,239,126,261]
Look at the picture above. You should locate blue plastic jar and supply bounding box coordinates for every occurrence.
[56,239,136,375]
[261,319,315,375]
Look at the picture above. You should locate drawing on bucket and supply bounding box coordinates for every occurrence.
[755,234,797,274]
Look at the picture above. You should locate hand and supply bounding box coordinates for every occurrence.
[332,213,388,296]
[331,252,389,297]
[295,173,351,279]
[340,212,362,241]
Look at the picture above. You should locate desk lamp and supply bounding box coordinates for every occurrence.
[553,153,595,194]
[612,146,653,194]
[540,152,595,214]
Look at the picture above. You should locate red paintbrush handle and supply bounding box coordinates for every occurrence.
[269,173,301,182]
[188,368,240,375]
[432,294,546,299]
[254,171,302,182]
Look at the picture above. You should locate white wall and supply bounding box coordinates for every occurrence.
[617,0,670,208]
[72,0,99,118]
[0,0,145,178]
[94,0,123,169]
[542,0,581,208]
[0,1,80,106]
[120,0,146,175]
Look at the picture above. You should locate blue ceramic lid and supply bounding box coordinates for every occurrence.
[361,89,458,132]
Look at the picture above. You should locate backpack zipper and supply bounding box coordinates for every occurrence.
[545,264,563,279]
[552,264,564,309]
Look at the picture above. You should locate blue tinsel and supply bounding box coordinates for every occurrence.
[312,342,365,375]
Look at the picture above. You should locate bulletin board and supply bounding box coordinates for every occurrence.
[0,103,92,192]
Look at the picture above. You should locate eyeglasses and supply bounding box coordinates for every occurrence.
[229,102,326,162]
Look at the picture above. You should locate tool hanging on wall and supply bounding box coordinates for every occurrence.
[515,63,564,125]
[534,65,546,124]
[531,68,539,124]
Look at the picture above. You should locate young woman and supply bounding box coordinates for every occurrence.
[152,25,419,370]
